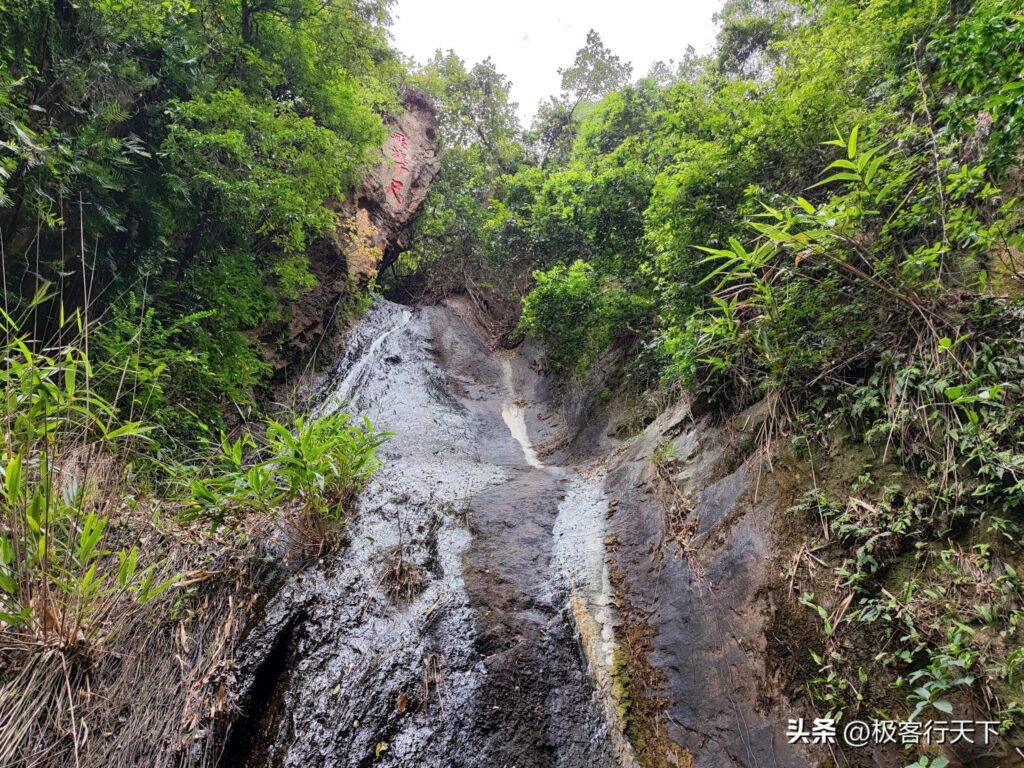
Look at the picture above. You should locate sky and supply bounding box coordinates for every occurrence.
[389,1,724,124]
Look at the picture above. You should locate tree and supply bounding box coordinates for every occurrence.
[644,46,709,87]
[0,0,398,430]
[558,29,633,111]
[527,97,577,167]
[528,30,633,167]
[714,0,798,79]
[416,51,521,158]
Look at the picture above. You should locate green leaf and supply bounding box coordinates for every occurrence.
[118,546,139,588]
[0,535,13,566]
[932,699,954,714]
[809,171,861,189]
[102,421,154,442]
[4,454,22,504]
[825,158,859,171]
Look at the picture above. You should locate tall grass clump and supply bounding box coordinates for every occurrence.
[0,290,178,648]
[0,290,180,764]
[185,411,391,549]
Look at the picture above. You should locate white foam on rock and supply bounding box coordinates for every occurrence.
[500,358,544,469]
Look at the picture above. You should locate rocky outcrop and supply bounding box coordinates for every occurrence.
[530,352,815,767]
[343,89,441,283]
[224,301,625,768]
[269,90,440,374]
[600,400,814,768]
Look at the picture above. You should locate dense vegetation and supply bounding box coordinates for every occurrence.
[1,0,401,437]
[0,295,388,763]
[397,0,1024,756]
[0,2,396,763]
[2,0,1023,763]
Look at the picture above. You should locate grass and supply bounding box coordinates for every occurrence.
[0,287,390,766]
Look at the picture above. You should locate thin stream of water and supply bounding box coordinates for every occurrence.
[226,300,632,768]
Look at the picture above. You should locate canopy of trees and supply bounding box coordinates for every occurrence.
[0,0,401,436]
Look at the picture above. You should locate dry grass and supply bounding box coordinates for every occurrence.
[0,460,272,768]
[377,542,427,605]
[284,508,345,563]
[652,453,700,567]
[419,652,444,714]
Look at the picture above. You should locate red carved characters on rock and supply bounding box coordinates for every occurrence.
[388,132,409,204]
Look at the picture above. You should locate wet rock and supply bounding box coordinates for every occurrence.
[230,294,820,768]
[224,301,627,768]
[603,401,813,768]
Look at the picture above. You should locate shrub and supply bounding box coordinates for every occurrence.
[0,298,177,650]
[520,260,651,376]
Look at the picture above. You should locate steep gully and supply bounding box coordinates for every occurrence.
[220,84,822,768]
[223,286,824,768]
[224,300,635,767]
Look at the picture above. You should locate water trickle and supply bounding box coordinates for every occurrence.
[226,300,633,768]
[499,358,544,469]
[316,305,412,415]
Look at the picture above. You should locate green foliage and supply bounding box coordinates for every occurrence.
[557,29,633,109]
[0,298,177,646]
[930,0,1024,170]
[265,413,389,519]
[714,0,796,78]
[185,411,390,528]
[394,51,530,323]
[414,51,522,162]
[91,293,269,439]
[519,260,650,376]
[0,0,398,437]
[162,89,349,261]
[188,252,275,329]
[0,281,390,768]
[683,110,1023,729]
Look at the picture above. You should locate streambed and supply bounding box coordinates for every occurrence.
[224,300,634,768]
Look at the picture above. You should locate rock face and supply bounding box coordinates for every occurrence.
[230,296,820,768]
[224,301,627,768]
[270,90,440,373]
[531,352,816,767]
[601,401,814,768]
[344,89,441,283]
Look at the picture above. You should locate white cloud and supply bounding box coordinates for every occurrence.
[390,0,723,124]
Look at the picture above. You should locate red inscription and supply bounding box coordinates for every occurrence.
[388,132,409,204]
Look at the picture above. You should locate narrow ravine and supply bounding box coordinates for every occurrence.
[225,300,635,768]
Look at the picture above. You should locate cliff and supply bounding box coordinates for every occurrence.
[267,90,441,374]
